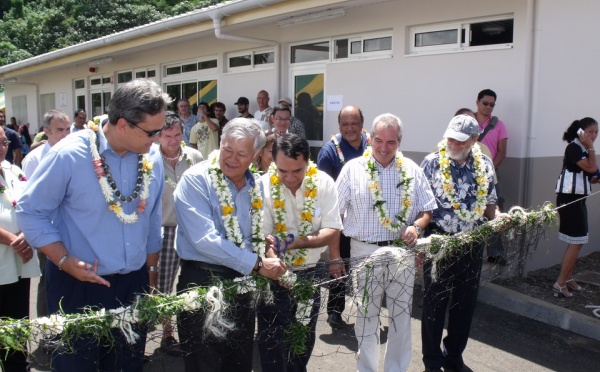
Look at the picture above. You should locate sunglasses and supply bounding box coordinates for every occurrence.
[127,120,165,137]
[481,101,495,107]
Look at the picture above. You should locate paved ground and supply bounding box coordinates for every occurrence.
[27,278,600,372]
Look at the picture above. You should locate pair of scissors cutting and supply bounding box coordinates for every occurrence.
[275,234,295,258]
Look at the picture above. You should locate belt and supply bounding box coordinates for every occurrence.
[180,259,231,273]
[361,240,395,247]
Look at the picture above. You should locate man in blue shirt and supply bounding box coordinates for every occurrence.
[316,105,369,329]
[16,79,168,372]
[174,118,286,372]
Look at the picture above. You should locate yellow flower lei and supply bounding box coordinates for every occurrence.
[363,148,414,232]
[268,161,318,266]
[437,139,489,222]
[208,153,265,255]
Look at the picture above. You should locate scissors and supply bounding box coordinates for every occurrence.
[275,234,295,258]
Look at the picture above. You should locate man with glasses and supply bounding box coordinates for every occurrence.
[278,97,306,139]
[475,88,509,265]
[177,98,198,146]
[70,109,88,132]
[17,79,168,372]
[0,111,22,166]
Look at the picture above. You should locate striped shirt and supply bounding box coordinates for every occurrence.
[336,152,436,242]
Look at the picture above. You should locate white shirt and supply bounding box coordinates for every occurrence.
[22,141,51,178]
[261,168,342,267]
[254,107,272,131]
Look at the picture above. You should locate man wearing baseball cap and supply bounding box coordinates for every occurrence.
[277,97,306,138]
[420,115,507,372]
[234,97,254,119]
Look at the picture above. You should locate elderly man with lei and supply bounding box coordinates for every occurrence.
[16,79,167,372]
[173,118,286,372]
[336,113,436,372]
[419,114,505,372]
[257,133,342,372]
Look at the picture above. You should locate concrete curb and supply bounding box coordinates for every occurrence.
[478,282,600,341]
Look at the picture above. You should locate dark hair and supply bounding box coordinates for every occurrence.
[563,117,598,142]
[477,89,497,101]
[213,102,226,111]
[19,125,32,146]
[198,101,209,110]
[108,79,171,126]
[74,109,86,118]
[163,111,183,130]
[338,105,364,123]
[455,108,474,116]
[272,133,310,162]
[270,105,291,118]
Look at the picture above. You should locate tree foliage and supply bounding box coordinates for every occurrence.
[0,0,224,67]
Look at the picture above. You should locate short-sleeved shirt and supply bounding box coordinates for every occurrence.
[420,149,497,234]
[555,140,593,195]
[261,169,342,266]
[190,119,219,159]
[317,133,369,181]
[181,114,199,145]
[478,117,508,160]
[2,126,21,163]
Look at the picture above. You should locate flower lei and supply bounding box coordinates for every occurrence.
[0,165,27,208]
[86,114,106,132]
[363,148,414,232]
[208,153,266,256]
[90,130,152,224]
[437,139,489,222]
[331,129,371,164]
[268,161,318,266]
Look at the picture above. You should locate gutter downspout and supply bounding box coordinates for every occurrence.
[521,0,539,210]
[211,14,280,103]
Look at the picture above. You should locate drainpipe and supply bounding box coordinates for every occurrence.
[211,15,281,102]
[521,0,539,209]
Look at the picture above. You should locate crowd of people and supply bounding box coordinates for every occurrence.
[0,81,594,372]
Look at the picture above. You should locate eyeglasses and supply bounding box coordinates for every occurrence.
[126,120,165,137]
[274,116,291,122]
[0,140,11,147]
[481,101,496,107]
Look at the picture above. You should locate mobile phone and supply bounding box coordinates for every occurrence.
[577,128,585,136]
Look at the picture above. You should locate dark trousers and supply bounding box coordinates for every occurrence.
[0,277,31,372]
[37,251,48,317]
[177,262,254,372]
[327,233,351,316]
[46,261,149,372]
[421,243,484,369]
[257,264,324,372]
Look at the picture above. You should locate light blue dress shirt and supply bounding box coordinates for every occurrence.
[174,161,259,275]
[16,128,163,275]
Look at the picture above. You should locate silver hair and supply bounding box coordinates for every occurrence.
[371,113,403,142]
[221,118,266,156]
[107,79,172,125]
[42,110,70,129]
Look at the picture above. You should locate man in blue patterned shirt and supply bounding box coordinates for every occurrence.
[420,115,504,372]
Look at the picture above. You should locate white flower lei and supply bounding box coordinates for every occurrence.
[437,139,489,223]
[268,161,318,267]
[331,129,371,164]
[363,148,414,232]
[89,130,152,224]
[208,153,265,256]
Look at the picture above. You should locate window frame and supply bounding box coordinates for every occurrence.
[226,48,275,73]
[408,14,514,56]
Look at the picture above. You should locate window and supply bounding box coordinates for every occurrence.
[74,78,86,112]
[40,93,56,117]
[409,15,514,55]
[74,79,85,89]
[165,58,217,77]
[227,49,274,71]
[291,41,329,64]
[117,71,133,84]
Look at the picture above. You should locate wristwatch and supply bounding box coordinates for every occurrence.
[253,256,263,272]
[412,223,422,236]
